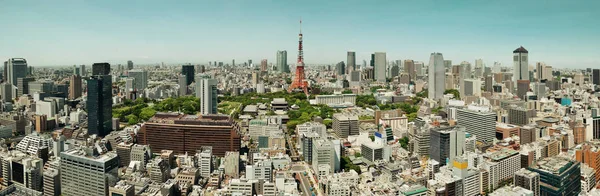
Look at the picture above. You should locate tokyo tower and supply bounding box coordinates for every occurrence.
[287,20,310,96]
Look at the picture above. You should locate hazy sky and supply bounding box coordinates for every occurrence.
[1,0,599,68]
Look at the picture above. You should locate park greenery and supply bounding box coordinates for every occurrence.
[113,96,200,125]
[444,89,460,99]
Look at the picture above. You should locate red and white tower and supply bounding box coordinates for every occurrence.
[287,20,310,96]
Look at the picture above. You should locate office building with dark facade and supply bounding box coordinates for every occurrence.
[92,62,111,75]
[138,113,241,157]
[87,75,112,137]
[181,65,195,85]
[527,156,580,195]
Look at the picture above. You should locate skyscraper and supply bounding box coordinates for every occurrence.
[127,60,133,70]
[260,59,268,72]
[178,74,188,96]
[593,69,600,85]
[6,58,28,85]
[196,75,218,115]
[374,52,386,82]
[346,51,356,74]
[0,82,12,102]
[92,62,111,75]
[128,69,148,91]
[181,64,195,85]
[390,65,399,78]
[430,126,466,166]
[428,53,445,100]
[80,64,86,76]
[457,106,496,143]
[69,75,82,100]
[404,60,416,82]
[16,77,34,97]
[336,61,345,76]
[87,75,112,137]
[276,50,289,73]
[513,46,529,83]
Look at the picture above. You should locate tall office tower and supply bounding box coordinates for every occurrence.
[139,114,240,156]
[127,60,133,70]
[593,117,600,139]
[513,46,529,83]
[347,51,356,74]
[428,53,445,100]
[68,75,82,100]
[335,61,345,76]
[457,106,496,143]
[60,148,119,196]
[232,59,235,66]
[6,58,28,85]
[533,82,546,98]
[0,82,12,102]
[374,52,386,82]
[128,69,148,91]
[87,75,112,137]
[181,64,195,85]
[493,62,501,73]
[196,75,218,115]
[485,75,493,92]
[332,114,359,138]
[16,77,34,97]
[429,126,466,166]
[3,61,7,82]
[390,65,399,78]
[474,59,484,77]
[178,75,188,96]
[517,80,530,100]
[80,64,85,76]
[92,62,111,75]
[248,59,253,66]
[444,60,452,69]
[260,59,268,72]
[404,60,416,82]
[312,139,335,173]
[528,156,581,195]
[276,50,289,73]
[72,65,80,76]
[593,69,600,85]
[514,168,540,196]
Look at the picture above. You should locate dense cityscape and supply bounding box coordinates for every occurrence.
[2,2,600,196]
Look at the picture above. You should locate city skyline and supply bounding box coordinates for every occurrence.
[1,1,599,68]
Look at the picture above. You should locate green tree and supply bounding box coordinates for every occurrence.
[139,107,157,121]
[341,89,353,94]
[323,119,332,128]
[444,89,460,99]
[399,136,409,149]
[126,114,139,125]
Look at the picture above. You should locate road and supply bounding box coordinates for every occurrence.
[296,172,312,196]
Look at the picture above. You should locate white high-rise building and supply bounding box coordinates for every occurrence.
[128,69,148,91]
[60,147,119,196]
[196,148,212,178]
[428,53,445,100]
[513,46,529,83]
[196,74,218,115]
[374,52,386,82]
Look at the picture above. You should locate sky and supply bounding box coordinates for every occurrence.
[1,0,599,68]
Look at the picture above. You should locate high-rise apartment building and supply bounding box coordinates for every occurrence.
[312,139,335,174]
[276,50,289,73]
[196,148,213,178]
[178,74,187,96]
[92,62,110,75]
[181,64,195,85]
[513,46,529,83]
[60,148,119,196]
[346,51,356,74]
[87,75,112,137]
[68,75,81,100]
[6,58,28,85]
[196,75,218,115]
[428,53,445,100]
[374,52,386,82]
[138,113,240,156]
[484,148,521,189]
[260,59,268,72]
[457,106,496,143]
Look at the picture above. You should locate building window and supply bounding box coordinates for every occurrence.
[514,56,519,61]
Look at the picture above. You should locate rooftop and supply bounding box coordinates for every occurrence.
[513,46,528,53]
[486,148,518,161]
[531,156,575,174]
